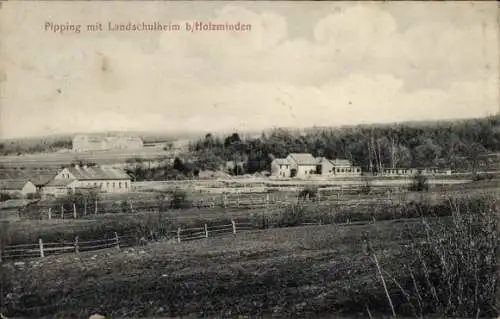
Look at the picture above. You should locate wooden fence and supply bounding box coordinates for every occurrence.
[33,190,416,220]
[0,220,257,262]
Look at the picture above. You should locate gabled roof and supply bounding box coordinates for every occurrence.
[0,179,32,190]
[272,158,290,165]
[66,166,130,181]
[0,168,58,186]
[288,153,317,165]
[330,159,353,166]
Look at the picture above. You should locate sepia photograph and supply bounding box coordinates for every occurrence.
[0,1,499,318]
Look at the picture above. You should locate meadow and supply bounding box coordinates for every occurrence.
[1,191,498,318]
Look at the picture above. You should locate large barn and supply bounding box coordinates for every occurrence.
[42,164,132,197]
[72,134,143,152]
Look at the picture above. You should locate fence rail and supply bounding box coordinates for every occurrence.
[0,220,257,262]
[28,190,426,221]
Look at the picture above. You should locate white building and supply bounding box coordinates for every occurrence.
[270,158,291,178]
[43,165,132,197]
[72,134,143,152]
[286,153,318,179]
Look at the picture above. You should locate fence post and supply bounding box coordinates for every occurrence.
[129,201,134,213]
[74,236,79,254]
[39,238,44,258]
[48,207,52,220]
[84,200,87,216]
[266,193,269,210]
[232,220,236,234]
[60,206,64,220]
[114,232,120,249]
[73,203,77,219]
[204,224,208,238]
[177,227,181,243]
[94,199,98,215]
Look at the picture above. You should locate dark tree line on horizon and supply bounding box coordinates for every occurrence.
[187,115,500,176]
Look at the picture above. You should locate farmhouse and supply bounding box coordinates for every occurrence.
[42,165,132,197]
[271,158,291,178]
[0,179,37,197]
[72,134,143,152]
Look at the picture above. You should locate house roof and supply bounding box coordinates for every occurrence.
[288,153,317,165]
[0,168,58,186]
[67,166,130,181]
[273,158,290,165]
[0,179,32,190]
[330,159,353,166]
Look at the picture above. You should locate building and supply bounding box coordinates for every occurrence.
[0,168,59,192]
[271,158,291,178]
[317,158,362,176]
[0,179,37,197]
[286,153,318,178]
[381,167,451,176]
[42,164,132,197]
[72,134,143,152]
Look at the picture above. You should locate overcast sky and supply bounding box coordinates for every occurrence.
[0,1,498,138]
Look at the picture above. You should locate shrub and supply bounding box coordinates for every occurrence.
[298,186,318,201]
[398,196,499,317]
[408,173,429,192]
[169,188,190,209]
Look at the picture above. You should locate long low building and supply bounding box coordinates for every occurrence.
[42,165,132,197]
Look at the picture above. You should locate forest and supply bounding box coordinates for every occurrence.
[125,116,500,180]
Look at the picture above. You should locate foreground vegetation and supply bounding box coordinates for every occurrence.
[1,195,498,318]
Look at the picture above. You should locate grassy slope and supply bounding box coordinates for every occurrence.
[4,220,425,318]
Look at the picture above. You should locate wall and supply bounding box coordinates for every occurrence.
[295,165,317,178]
[332,165,362,176]
[21,182,37,195]
[74,179,131,193]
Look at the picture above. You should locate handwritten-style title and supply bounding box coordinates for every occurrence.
[44,21,252,34]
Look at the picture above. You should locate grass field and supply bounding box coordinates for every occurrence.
[2,186,498,318]
[3,199,497,319]
[2,220,425,318]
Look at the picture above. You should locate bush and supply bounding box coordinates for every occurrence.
[0,192,12,202]
[169,188,190,209]
[298,186,318,201]
[399,196,499,317]
[408,173,429,192]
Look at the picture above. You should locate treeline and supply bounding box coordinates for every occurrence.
[189,116,500,175]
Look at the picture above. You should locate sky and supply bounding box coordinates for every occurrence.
[0,1,498,138]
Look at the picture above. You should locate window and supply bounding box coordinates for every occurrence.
[94,182,97,186]
[119,182,122,188]
[107,182,110,188]
[113,182,115,188]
